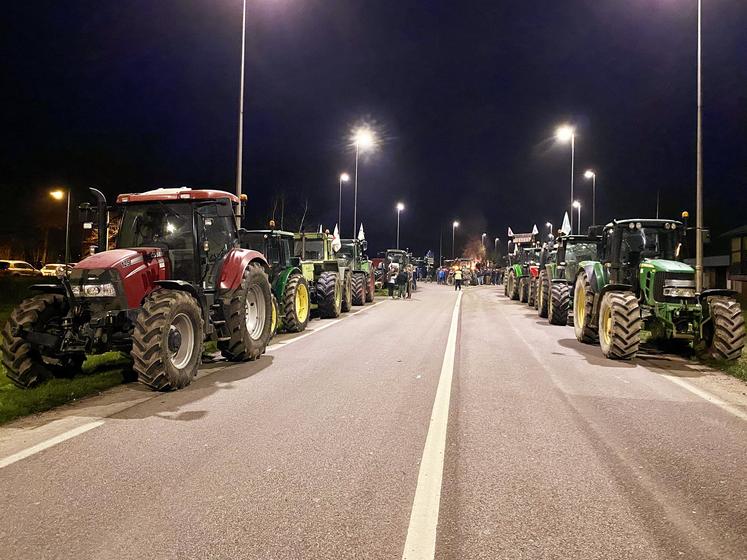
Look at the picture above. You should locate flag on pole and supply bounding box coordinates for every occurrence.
[318,224,323,233]
[531,224,539,236]
[332,224,342,252]
[357,223,365,241]
[561,212,571,235]
[507,227,515,237]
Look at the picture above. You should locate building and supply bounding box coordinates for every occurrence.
[724,225,747,298]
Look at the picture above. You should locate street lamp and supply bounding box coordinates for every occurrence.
[494,237,499,254]
[338,172,350,230]
[556,124,576,233]
[694,0,704,292]
[452,221,459,259]
[481,232,487,255]
[235,0,248,221]
[584,169,597,226]
[352,126,377,238]
[396,202,405,249]
[50,189,71,265]
[573,200,581,234]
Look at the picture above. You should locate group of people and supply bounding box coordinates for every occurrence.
[435,265,504,290]
[386,262,415,299]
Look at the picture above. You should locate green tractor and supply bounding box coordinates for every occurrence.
[505,245,540,302]
[385,249,416,292]
[572,219,745,360]
[240,226,310,333]
[294,231,352,318]
[338,239,375,305]
[538,234,601,326]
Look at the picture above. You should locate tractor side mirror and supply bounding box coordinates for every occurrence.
[361,240,368,252]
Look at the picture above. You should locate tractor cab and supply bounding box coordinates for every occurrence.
[554,234,601,283]
[240,227,296,273]
[385,249,410,268]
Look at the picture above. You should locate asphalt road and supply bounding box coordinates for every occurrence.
[0,284,745,559]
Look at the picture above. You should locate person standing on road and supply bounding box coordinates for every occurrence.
[387,262,398,298]
[454,267,463,291]
[397,267,408,299]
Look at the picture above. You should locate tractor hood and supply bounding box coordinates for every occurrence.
[640,259,694,274]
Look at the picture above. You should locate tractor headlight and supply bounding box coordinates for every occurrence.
[663,287,696,298]
[71,283,117,298]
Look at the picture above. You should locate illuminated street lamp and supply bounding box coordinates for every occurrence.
[396,202,405,249]
[545,221,553,241]
[452,221,460,259]
[556,124,576,233]
[235,0,248,223]
[583,169,597,225]
[50,189,71,264]
[481,232,487,254]
[352,126,377,238]
[494,237,499,254]
[573,200,581,234]
[338,172,350,231]
[694,0,704,291]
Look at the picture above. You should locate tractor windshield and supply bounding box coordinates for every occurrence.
[295,239,325,260]
[387,251,406,264]
[620,227,679,263]
[338,242,356,260]
[566,242,597,264]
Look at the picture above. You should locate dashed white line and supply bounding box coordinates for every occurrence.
[402,291,462,560]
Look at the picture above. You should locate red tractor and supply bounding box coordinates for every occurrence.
[1,188,273,391]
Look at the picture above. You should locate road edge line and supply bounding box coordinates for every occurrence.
[659,374,747,421]
[401,291,462,560]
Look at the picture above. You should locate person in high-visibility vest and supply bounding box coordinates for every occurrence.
[454,268,463,291]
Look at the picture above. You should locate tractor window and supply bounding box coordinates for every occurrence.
[339,242,356,260]
[295,239,324,260]
[566,242,597,264]
[621,227,678,264]
[198,201,237,288]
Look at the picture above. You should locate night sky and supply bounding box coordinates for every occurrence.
[2,0,746,259]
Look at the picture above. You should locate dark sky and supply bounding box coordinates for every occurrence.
[1,0,746,258]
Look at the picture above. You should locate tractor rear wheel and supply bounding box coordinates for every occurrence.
[519,278,529,303]
[132,289,204,391]
[365,271,374,302]
[217,263,273,363]
[351,273,366,306]
[573,272,598,343]
[507,271,519,300]
[537,272,549,318]
[317,271,341,318]
[528,278,537,308]
[1,294,84,388]
[549,283,570,325]
[341,271,353,313]
[703,297,746,361]
[282,273,310,333]
[598,291,641,360]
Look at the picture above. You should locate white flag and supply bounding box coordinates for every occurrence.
[507,227,515,237]
[561,212,572,235]
[358,223,365,241]
[531,224,539,236]
[332,224,342,252]
[318,224,323,233]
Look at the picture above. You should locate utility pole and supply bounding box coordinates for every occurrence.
[695,0,704,292]
[235,0,247,227]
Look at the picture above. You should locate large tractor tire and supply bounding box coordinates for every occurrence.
[351,272,366,306]
[549,283,570,326]
[270,295,279,337]
[537,272,550,318]
[281,273,310,333]
[518,277,529,303]
[507,271,519,300]
[703,297,746,361]
[365,271,375,303]
[217,263,273,363]
[1,294,85,388]
[598,291,641,360]
[317,271,342,319]
[341,271,353,313]
[573,272,598,343]
[132,289,204,391]
[528,278,538,308]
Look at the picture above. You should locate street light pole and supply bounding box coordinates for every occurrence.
[235,0,247,226]
[351,127,375,239]
[695,0,704,292]
[396,203,405,249]
[338,173,349,230]
[584,170,596,226]
[570,134,575,233]
[556,125,576,234]
[65,189,71,264]
[452,221,459,259]
[573,201,581,234]
[353,142,360,239]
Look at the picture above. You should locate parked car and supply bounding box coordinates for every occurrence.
[0,260,42,277]
[40,263,73,277]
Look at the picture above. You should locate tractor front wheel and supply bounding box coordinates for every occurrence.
[703,297,746,361]
[598,291,641,360]
[365,271,375,302]
[132,289,204,391]
[519,278,529,303]
[282,273,310,333]
[341,271,353,313]
[537,272,550,318]
[573,272,598,343]
[528,278,538,308]
[549,283,570,325]
[351,273,366,306]
[1,294,84,388]
[217,263,273,363]
[507,271,519,300]
[317,271,342,318]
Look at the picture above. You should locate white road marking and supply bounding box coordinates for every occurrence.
[402,291,462,560]
[0,299,387,469]
[659,374,747,422]
[0,420,104,470]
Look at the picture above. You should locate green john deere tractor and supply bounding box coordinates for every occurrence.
[573,219,745,360]
[339,239,375,305]
[506,245,540,302]
[240,227,310,333]
[386,249,416,292]
[294,232,352,318]
[538,234,601,326]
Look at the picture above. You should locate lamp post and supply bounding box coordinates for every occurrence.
[396,202,405,249]
[494,237,499,254]
[573,200,581,234]
[50,189,71,264]
[481,232,487,256]
[556,125,576,233]
[695,0,704,292]
[352,127,376,238]
[235,0,248,226]
[584,170,596,226]
[545,221,553,240]
[452,221,459,259]
[338,172,350,230]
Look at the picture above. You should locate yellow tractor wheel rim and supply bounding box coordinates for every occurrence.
[601,303,612,346]
[576,284,586,328]
[296,283,309,323]
[271,298,278,333]
[335,281,342,308]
